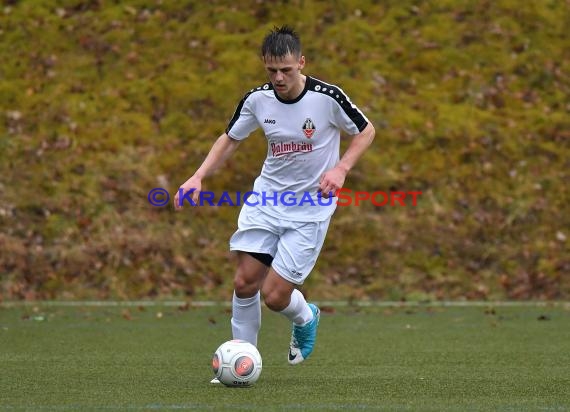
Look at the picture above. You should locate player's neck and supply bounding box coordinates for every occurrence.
[279,74,306,101]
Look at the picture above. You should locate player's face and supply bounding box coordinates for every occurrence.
[264,53,305,100]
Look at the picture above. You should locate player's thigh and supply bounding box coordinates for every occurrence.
[272,218,331,285]
[234,252,271,296]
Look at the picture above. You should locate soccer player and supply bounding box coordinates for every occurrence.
[174,26,375,381]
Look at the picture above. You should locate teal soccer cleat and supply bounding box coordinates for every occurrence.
[288,303,320,365]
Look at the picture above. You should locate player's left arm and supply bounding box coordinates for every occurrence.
[319,122,375,196]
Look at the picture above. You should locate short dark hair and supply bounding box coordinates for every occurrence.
[261,25,302,59]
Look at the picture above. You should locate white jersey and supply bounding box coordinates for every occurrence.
[226,76,369,222]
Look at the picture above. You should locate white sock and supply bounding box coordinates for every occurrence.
[280,289,314,326]
[231,291,261,346]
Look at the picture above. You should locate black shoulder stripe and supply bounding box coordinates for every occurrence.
[226,83,273,135]
[309,78,368,132]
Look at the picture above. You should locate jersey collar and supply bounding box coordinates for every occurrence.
[273,76,312,104]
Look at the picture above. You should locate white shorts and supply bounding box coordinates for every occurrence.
[229,205,331,285]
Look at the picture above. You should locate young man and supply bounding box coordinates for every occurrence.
[174,26,375,381]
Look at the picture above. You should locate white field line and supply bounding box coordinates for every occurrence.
[0,300,568,308]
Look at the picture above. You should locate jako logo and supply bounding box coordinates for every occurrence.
[264,119,276,124]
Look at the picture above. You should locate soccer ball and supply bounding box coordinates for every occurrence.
[212,339,262,387]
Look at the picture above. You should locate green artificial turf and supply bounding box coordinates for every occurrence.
[1,302,569,411]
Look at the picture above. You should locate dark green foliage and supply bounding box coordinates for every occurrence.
[0,0,568,300]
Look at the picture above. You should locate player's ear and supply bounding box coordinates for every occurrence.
[298,55,305,70]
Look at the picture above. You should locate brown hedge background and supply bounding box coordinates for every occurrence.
[1,0,569,301]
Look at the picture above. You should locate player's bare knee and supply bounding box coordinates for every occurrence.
[262,289,289,312]
[233,273,259,297]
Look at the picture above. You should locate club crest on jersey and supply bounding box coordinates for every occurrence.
[302,118,316,139]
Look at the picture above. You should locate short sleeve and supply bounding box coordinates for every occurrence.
[330,87,369,135]
[225,93,260,140]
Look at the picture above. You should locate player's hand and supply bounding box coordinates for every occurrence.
[174,177,202,210]
[318,166,347,198]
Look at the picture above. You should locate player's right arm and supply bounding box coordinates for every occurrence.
[175,87,260,210]
[174,133,241,210]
